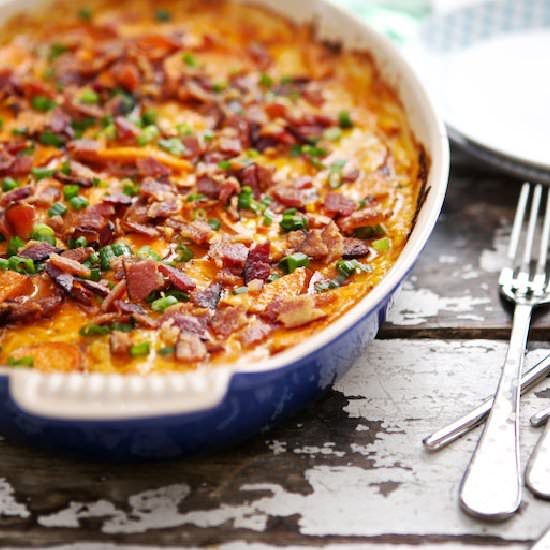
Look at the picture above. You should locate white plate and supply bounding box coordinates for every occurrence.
[406,0,550,180]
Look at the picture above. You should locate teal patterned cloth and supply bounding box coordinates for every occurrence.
[333,0,431,44]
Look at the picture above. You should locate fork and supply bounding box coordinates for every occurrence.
[459,182,550,520]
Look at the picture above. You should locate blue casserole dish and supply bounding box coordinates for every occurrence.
[0,0,449,460]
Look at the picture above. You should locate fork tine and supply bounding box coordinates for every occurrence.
[521,183,542,270]
[508,183,531,261]
[536,187,550,276]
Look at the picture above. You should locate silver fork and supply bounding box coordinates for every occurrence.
[459,182,550,520]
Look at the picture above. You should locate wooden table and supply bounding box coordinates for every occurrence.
[1,150,549,549]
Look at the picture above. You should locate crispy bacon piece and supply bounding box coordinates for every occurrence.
[158,264,196,292]
[243,242,270,283]
[45,264,95,305]
[219,177,240,204]
[31,179,62,206]
[323,220,344,263]
[147,200,178,218]
[137,157,171,178]
[111,63,140,92]
[196,175,219,199]
[19,242,60,261]
[209,241,249,274]
[121,220,160,237]
[67,139,101,161]
[175,332,207,362]
[124,260,165,303]
[61,247,94,263]
[337,206,386,235]
[248,42,272,69]
[9,156,33,176]
[209,306,247,338]
[104,190,133,205]
[140,179,173,201]
[324,192,357,218]
[1,186,33,206]
[110,331,133,355]
[277,294,327,328]
[48,108,72,134]
[191,282,222,309]
[5,203,35,239]
[79,278,110,297]
[161,308,208,338]
[342,237,371,259]
[271,186,309,208]
[49,253,91,279]
[102,279,127,311]
[239,163,273,198]
[179,220,213,245]
[115,116,140,142]
[239,320,272,348]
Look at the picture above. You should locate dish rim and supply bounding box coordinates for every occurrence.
[0,0,450,420]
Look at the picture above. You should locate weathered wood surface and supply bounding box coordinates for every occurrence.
[1,340,550,548]
[2,152,550,549]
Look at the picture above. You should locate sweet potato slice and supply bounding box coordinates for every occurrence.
[0,270,33,302]
[9,342,81,372]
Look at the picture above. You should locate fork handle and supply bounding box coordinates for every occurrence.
[459,303,532,520]
[526,414,550,498]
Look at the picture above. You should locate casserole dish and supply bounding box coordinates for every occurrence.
[0,0,448,459]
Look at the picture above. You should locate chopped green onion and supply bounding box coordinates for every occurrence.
[79,323,110,337]
[314,279,340,293]
[259,73,273,88]
[211,82,226,93]
[151,295,178,312]
[111,242,132,257]
[31,95,56,112]
[218,160,232,171]
[32,167,56,180]
[7,236,24,257]
[207,218,221,231]
[336,259,371,278]
[372,237,390,251]
[182,52,197,67]
[279,252,310,274]
[140,110,157,127]
[136,125,160,145]
[154,9,171,22]
[233,286,248,295]
[48,43,67,62]
[78,7,92,20]
[79,88,99,105]
[39,131,64,147]
[2,177,18,192]
[12,127,29,137]
[111,322,134,333]
[280,208,308,232]
[176,123,193,136]
[159,346,175,356]
[0,258,8,270]
[48,202,67,217]
[159,138,187,156]
[327,160,346,189]
[70,235,88,249]
[88,268,101,281]
[136,246,161,261]
[193,207,207,221]
[130,341,150,356]
[122,180,139,197]
[323,127,342,142]
[99,246,116,271]
[69,196,89,210]
[31,223,56,245]
[186,192,206,203]
[267,273,280,282]
[63,185,79,200]
[338,111,353,129]
[353,224,386,239]
[60,159,72,175]
[177,243,193,263]
[262,209,273,227]
[238,186,253,210]
[202,130,214,142]
[7,355,34,367]
[8,256,35,274]
[0,117,3,129]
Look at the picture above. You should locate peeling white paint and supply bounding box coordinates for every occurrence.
[266,440,287,455]
[294,443,345,457]
[386,281,489,325]
[0,478,30,518]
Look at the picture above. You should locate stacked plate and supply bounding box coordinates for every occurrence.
[340,0,550,182]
